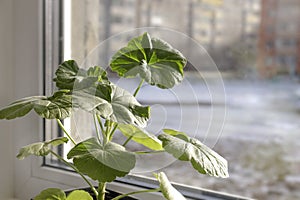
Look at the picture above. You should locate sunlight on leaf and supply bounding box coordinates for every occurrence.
[110,32,187,89]
[66,190,93,200]
[67,138,136,182]
[118,124,163,150]
[34,188,66,200]
[159,130,229,178]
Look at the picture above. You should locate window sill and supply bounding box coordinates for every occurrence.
[31,163,252,200]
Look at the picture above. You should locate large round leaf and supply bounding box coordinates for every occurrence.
[67,138,136,182]
[0,90,72,120]
[158,130,229,178]
[110,32,187,89]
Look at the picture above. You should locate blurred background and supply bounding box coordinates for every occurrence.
[69,0,300,79]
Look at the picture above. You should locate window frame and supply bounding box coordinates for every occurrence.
[14,1,250,199]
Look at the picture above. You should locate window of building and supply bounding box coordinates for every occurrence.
[43,1,300,200]
[265,40,274,49]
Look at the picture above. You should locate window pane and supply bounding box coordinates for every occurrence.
[58,0,300,199]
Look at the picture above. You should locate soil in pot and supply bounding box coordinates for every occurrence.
[67,187,138,200]
[31,187,138,200]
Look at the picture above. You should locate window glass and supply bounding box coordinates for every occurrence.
[49,0,300,199]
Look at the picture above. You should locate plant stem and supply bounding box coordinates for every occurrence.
[93,113,102,143]
[111,188,160,200]
[50,150,98,197]
[103,121,110,145]
[96,114,105,133]
[108,123,118,140]
[98,182,106,200]
[134,150,165,154]
[105,120,112,139]
[122,135,134,147]
[56,119,76,145]
[133,79,144,97]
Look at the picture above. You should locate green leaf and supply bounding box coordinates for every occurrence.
[34,188,66,200]
[66,190,93,200]
[17,143,46,159]
[110,32,187,89]
[118,124,163,150]
[78,83,150,128]
[33,90,73,119]
[0,96,39,120]
[67,137,136,182]
[155,172,186,200]
[53,60,108,90]
[17,137,68,160]
[0,90,72,120]
[162,129,189,141]
[34,189,93,200]
[158,130,229,178]
[87,66,108,82]
[72,90,113,119]
[46,137,69,146]
[107,84,150,127]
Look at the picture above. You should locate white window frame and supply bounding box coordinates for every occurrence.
[12,1,250,200]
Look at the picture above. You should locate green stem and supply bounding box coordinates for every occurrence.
[50,150,98,197]
[112,188,160,200]
[134,150,165,155]
[98,182,106,200]
[109,123,118,141]
[96,115,109,145]
[105,120,112,139]
[102,122,110,145]
[133,79,144,97]
[93,113,102,143]
[122,135,134,147]
[56,119,76,145]
[96,115,105,133]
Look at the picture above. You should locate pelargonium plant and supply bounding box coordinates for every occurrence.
[0,32,228,200]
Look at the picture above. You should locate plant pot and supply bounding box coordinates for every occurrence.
[31,187,138,200]
[68,187,138,200]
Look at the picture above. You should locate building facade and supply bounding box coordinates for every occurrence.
[258,0,300,77]
[70,0,299,77]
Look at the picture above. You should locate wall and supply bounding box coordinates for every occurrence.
[12,0,41,198]
[0,0,61,199]
[0,0,15,198]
